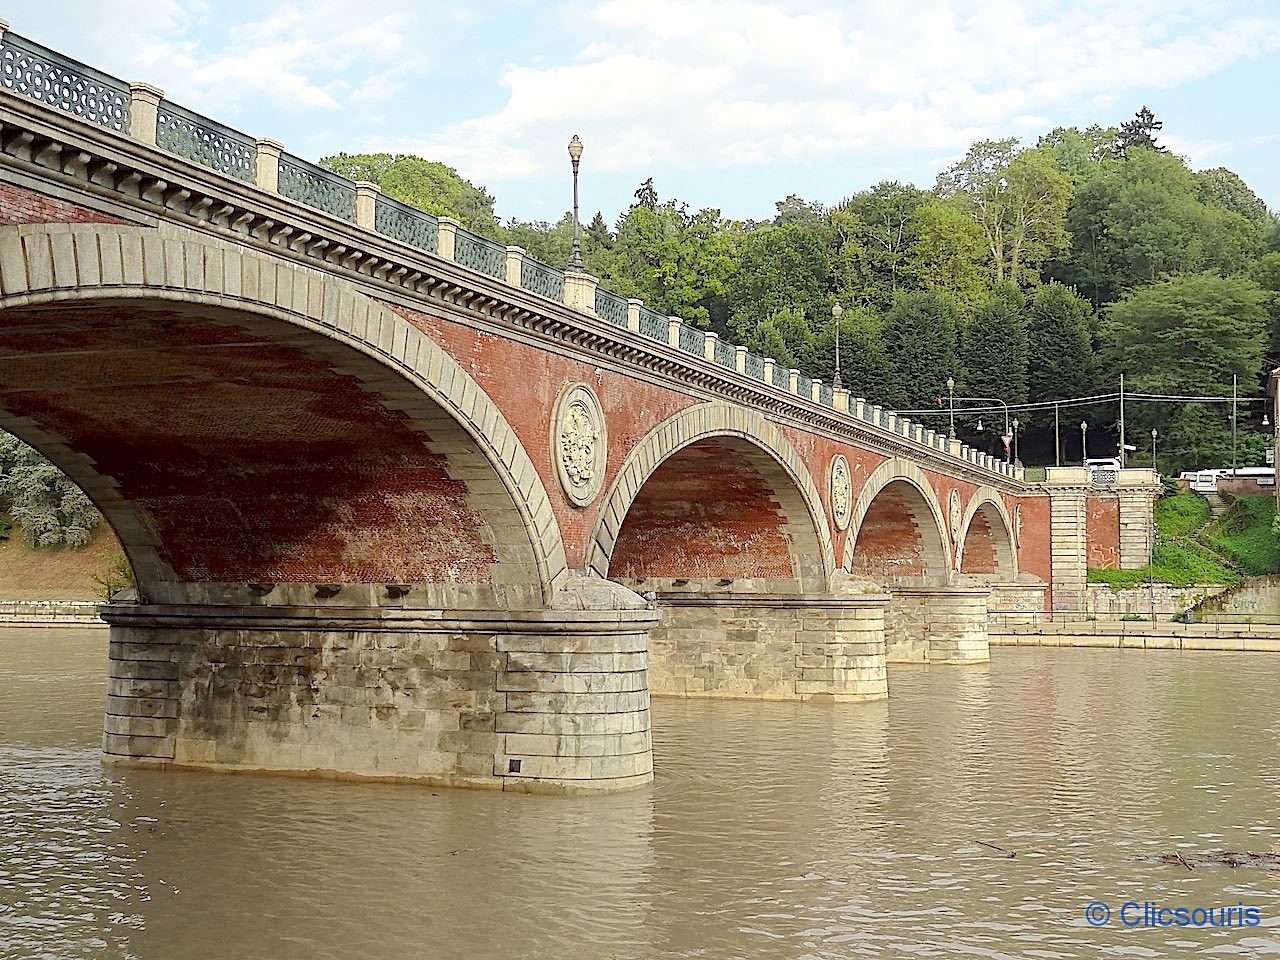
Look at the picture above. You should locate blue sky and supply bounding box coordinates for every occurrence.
[8,1,1280,225]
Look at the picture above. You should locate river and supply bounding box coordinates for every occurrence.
[2,627,1279,959]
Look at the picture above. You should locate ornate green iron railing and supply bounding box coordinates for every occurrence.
[278,153,356,221]
[156,100,255,182]
[0,32,128,132]
[374,194,438,253]
[453,228,505,279]
[594,288,628,328]
[520,257,565,302]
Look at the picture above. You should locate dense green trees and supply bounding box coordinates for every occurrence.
[0,434,100,548]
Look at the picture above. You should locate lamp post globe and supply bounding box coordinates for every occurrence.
[567,135,584,271]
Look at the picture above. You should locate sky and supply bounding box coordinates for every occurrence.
[7,1,1280,225]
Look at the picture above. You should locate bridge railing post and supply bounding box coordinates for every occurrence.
[626,298,643,333]
[762,357,775,383]
[667,317,681,348]
[788,368,799,394]
[563,270,598,314]
[354,181,380,230]
[127,82,163,145]
[254,138,283,193]
[436,216,459,260]
[703,330,718,362]
[810,378,822,403]
[504,245,525,287]
[734,345,748,374]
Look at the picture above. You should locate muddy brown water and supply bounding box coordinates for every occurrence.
[2,627,1279,959]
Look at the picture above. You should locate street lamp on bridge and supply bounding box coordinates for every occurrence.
[831,300,843,391]
[1081,420,1088,464]
[947,376,955,436]
[567,135,584,271]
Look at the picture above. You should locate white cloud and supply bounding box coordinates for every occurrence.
[370,0,1280,185]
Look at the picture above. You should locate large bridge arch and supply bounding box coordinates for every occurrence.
[0,222,567,607]
[957,487,1017,577]
[588,403,835,593]
[845,458,951,583]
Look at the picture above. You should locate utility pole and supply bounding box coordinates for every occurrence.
[1232,373,1238,476]
[1055,402,1061,466]
[1119,373,1126,468]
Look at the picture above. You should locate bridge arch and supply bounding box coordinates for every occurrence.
[845,458,951,582]
[0,223,566,606]
[957,487,1017,577]
[587,403,835,592]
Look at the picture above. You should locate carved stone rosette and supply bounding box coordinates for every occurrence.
[552,383,607,506]
[830,454,852,531]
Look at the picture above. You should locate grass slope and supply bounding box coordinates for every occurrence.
[1088,493,1278,589]
[0,525,124,600]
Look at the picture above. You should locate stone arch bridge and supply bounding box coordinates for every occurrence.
[0,25,1159,793]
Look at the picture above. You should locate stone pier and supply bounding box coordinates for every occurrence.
[619,579,889,701]
[101,583,659,795]
[884,585,990,664]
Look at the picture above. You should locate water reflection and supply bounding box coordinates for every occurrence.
[3,627,1280,958]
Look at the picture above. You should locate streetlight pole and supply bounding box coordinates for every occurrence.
[831,300,843,391]
[567,135,584,271]
[1231,373,1238,477]
[947,376,955,437]
[1055,402,1061,467]
[1151,428,1158,475]
[1081,421,1088,465]
[1012,418,1020,465]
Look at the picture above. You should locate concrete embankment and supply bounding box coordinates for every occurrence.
[991,619,1280,652]
[0,599,106,627]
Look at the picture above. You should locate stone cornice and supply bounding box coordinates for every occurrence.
[0,90,1024,493]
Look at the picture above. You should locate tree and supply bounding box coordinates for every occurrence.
[1026,282,1094,403]
[903,197,992,314]
[1116,106,1165,156]
[881,290,960,412]
[1063,148,1265,305]
[935,140,1072,285]
[1103,273,1268,472]
[1038,125,1118,185]
[0,433,100,548]
[605,188,737,326]
[833,182,927,308]
[743,306,815,371]
[959,284,1029,434]
[726,222,828,340]
[320,152,500,237]
[810,304,892,403]
[1196,167,1271,229]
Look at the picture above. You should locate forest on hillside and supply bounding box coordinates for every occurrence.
[326,107,1280,476]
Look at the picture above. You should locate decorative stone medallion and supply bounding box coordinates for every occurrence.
[948,489,962,549]
[830,455,852,531]
[552,383,607,506]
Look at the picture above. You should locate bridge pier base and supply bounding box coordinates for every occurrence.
[100,598,658,795]
[885,586,990,664]
[637,589,889,701]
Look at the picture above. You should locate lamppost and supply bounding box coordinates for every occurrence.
[1012,418,1020,465]
[567,135,584,271]
[947,376,955,437]
[1151,428,1158,475]
[831,300,843,391]
[1081,420,1088,464]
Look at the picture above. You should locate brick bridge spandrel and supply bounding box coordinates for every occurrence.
[0,30,1156,794]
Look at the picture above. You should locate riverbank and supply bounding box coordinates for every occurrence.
[0,599,105,626]
[0,525,121,601]
[990,618,1280,652]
